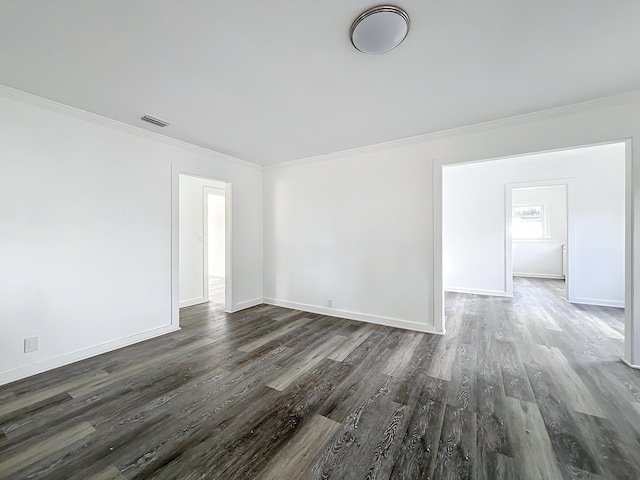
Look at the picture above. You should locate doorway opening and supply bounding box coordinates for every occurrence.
[508,183,568,300]
[175,171,231,326]
[438,141,627,337]
[204,186,226,306]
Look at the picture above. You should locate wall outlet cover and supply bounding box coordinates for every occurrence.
[24,336,38,353]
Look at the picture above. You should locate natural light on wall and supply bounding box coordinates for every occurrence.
[512,205,545,239]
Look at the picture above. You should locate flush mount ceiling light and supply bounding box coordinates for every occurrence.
[350,5,410,54]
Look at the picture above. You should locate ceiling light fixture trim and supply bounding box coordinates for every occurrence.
[350,5,410,55]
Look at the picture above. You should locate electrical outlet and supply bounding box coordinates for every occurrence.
[327,298,334,308]
[24,336,38,353]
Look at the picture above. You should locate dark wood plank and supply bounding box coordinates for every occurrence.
[523,363,602,475]
[446,342,478,411]
[388,333,441,408]
[557,463,606,480]
[476,356,512,479]
[572,412,640,479]
[497,340,536,402]
[505,396,563,480]
[389,376,447,480]
[432,404,477,480]
[303,393,402,479]
[0,278,637,479]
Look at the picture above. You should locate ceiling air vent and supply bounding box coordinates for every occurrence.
[140,114,170,127]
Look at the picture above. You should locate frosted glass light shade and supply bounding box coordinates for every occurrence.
[350,6,410,54]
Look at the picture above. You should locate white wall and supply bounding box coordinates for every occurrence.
[179,176,225,307]
[264,92,640,361]
[207,190,226,278]
[263,145,434,332]
[3,85,640,383]
[512,185,567,279]
[443,144,625,306]
[0,87,262,386]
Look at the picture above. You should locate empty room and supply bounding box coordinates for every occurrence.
[1,2,640,479]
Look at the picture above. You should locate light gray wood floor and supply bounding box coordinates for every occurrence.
[1,277,639,479]
[209,275,225,306]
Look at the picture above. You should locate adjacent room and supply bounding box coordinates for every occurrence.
[443,142,625,307]
[511,185,568,287]
[179,174,229,311]
[1,2,640,479]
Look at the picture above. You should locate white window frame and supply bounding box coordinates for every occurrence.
[512,203,550,241]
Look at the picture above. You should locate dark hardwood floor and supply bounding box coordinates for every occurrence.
[1,278,639,479]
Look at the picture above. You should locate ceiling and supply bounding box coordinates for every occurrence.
[1,1,639,165]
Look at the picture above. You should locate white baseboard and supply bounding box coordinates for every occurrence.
[179,297,208,308]
[228,297,263,313]
[444,287,510,297]
[262,298,443,335]
[513,273,565,280]
[571,297,625,308]
[0,324,180,387]
[622,358,640,370]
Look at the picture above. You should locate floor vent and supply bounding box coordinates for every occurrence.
[140,114,170,127]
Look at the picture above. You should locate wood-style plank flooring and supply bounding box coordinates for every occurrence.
[1,278,640,479]
[209,275,225,306]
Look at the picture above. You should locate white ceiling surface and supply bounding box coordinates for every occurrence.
[1,2,639,165]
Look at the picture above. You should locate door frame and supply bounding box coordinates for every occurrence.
[434,139,632,362]
[506,180,571,299]
[171,163,233,329]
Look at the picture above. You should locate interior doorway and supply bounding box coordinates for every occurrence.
[438,141,627,336]
[204,186,226,306]
[177,172,231,322]
[508,183,568,300]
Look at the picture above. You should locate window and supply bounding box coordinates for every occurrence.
[512,205,545,239]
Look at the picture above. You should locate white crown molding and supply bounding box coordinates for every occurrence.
[266,89,640,170]
[0,84,261,171]
[5,82,638,171]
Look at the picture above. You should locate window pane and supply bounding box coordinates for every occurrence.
[512,206,542,219]
[513,205,544,239]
